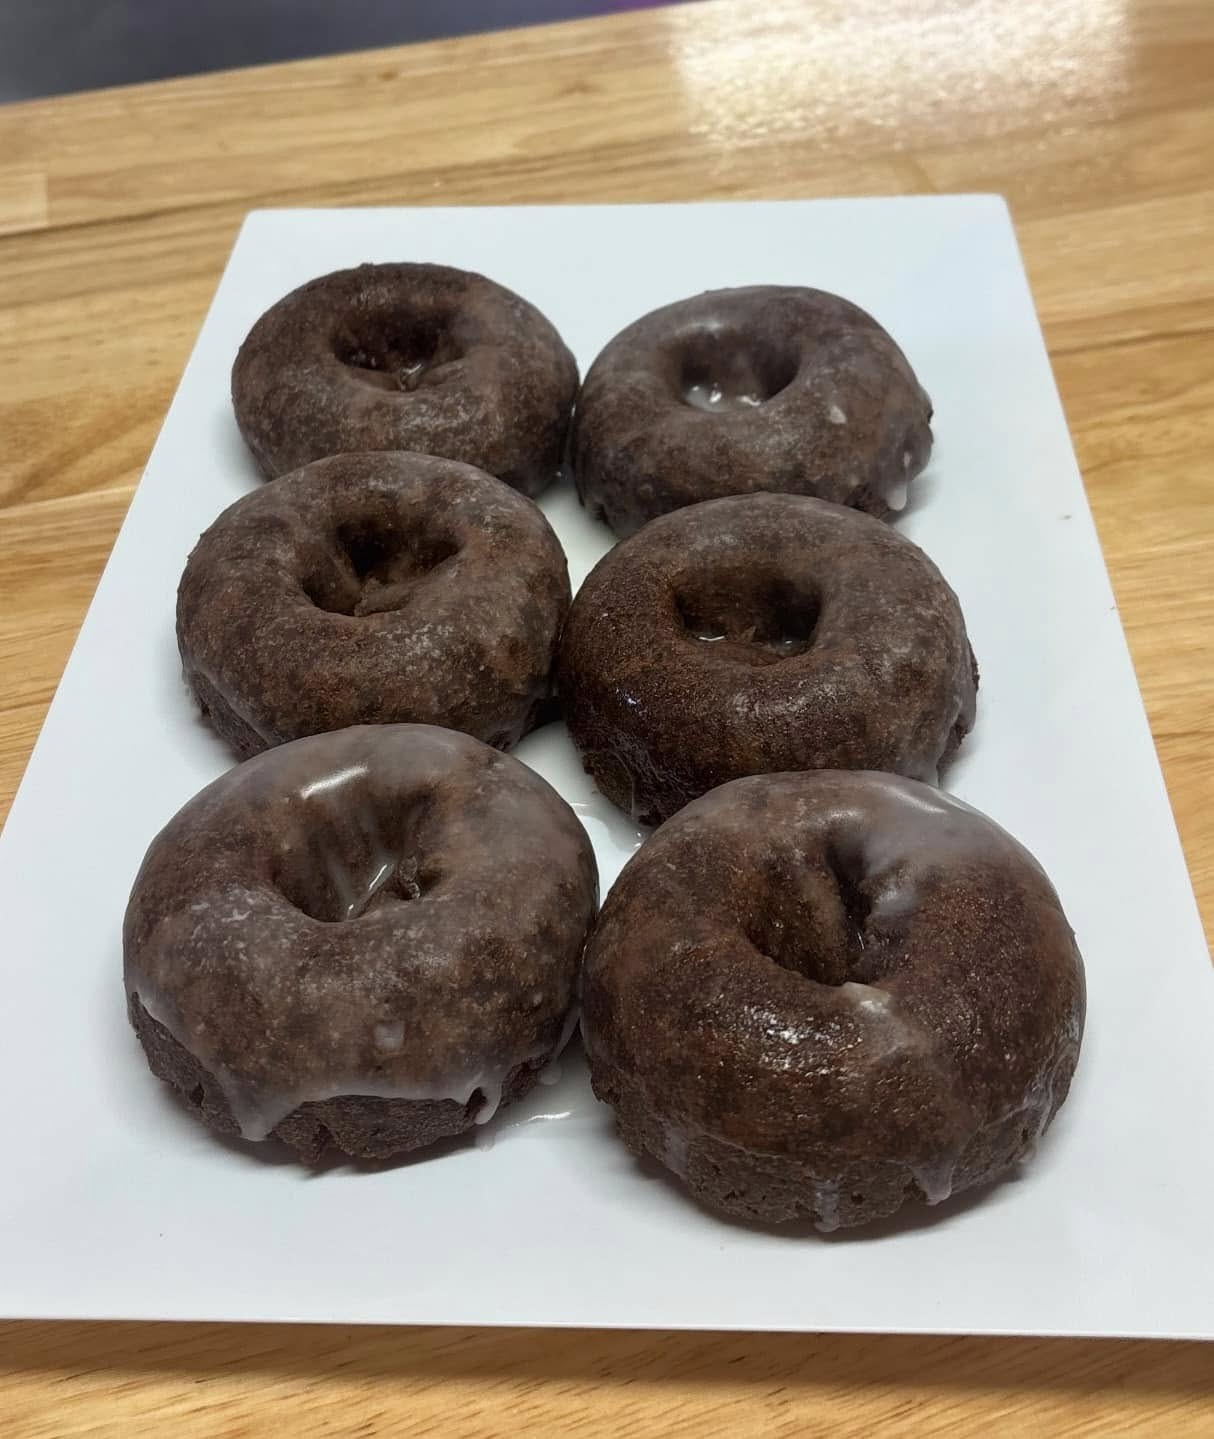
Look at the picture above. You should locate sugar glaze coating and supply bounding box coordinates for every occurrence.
[233,262,578,497]
[582,770,1085,1229]
[573,285,932,536]
[124,725,599,1161]
[558,493,977,826]
[177,452,570,758]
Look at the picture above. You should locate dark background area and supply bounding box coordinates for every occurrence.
[0,0,689,103]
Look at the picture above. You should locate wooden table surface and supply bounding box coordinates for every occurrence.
[1,1,1212,1432]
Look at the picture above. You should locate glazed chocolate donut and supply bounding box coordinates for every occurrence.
[177,452,569,758]
[558,493,977,826]
[583,770,1085,1229]
[124,724,598,1161]
[573,285,932,535]
[232,262,578,496]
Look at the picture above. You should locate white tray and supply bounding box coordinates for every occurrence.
[1,200,1211,1337]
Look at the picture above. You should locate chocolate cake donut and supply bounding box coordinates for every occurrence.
[124,724,598,1161]
[232,262,578,496]
[573,285,933,535]
[558,493,977,826]
[583,770,1085,1229]
[177,452,569,758]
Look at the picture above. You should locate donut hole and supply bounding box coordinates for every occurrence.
[675,571,819,665]
[748,847,874,986]
[272,788,443,923]
[332,319,464,393]
[303,519,460,618]
[276,847,441,923]
[676,330,799,412]
[832,856,874,959]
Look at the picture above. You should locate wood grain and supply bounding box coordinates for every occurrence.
[0,0,1211,1432]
